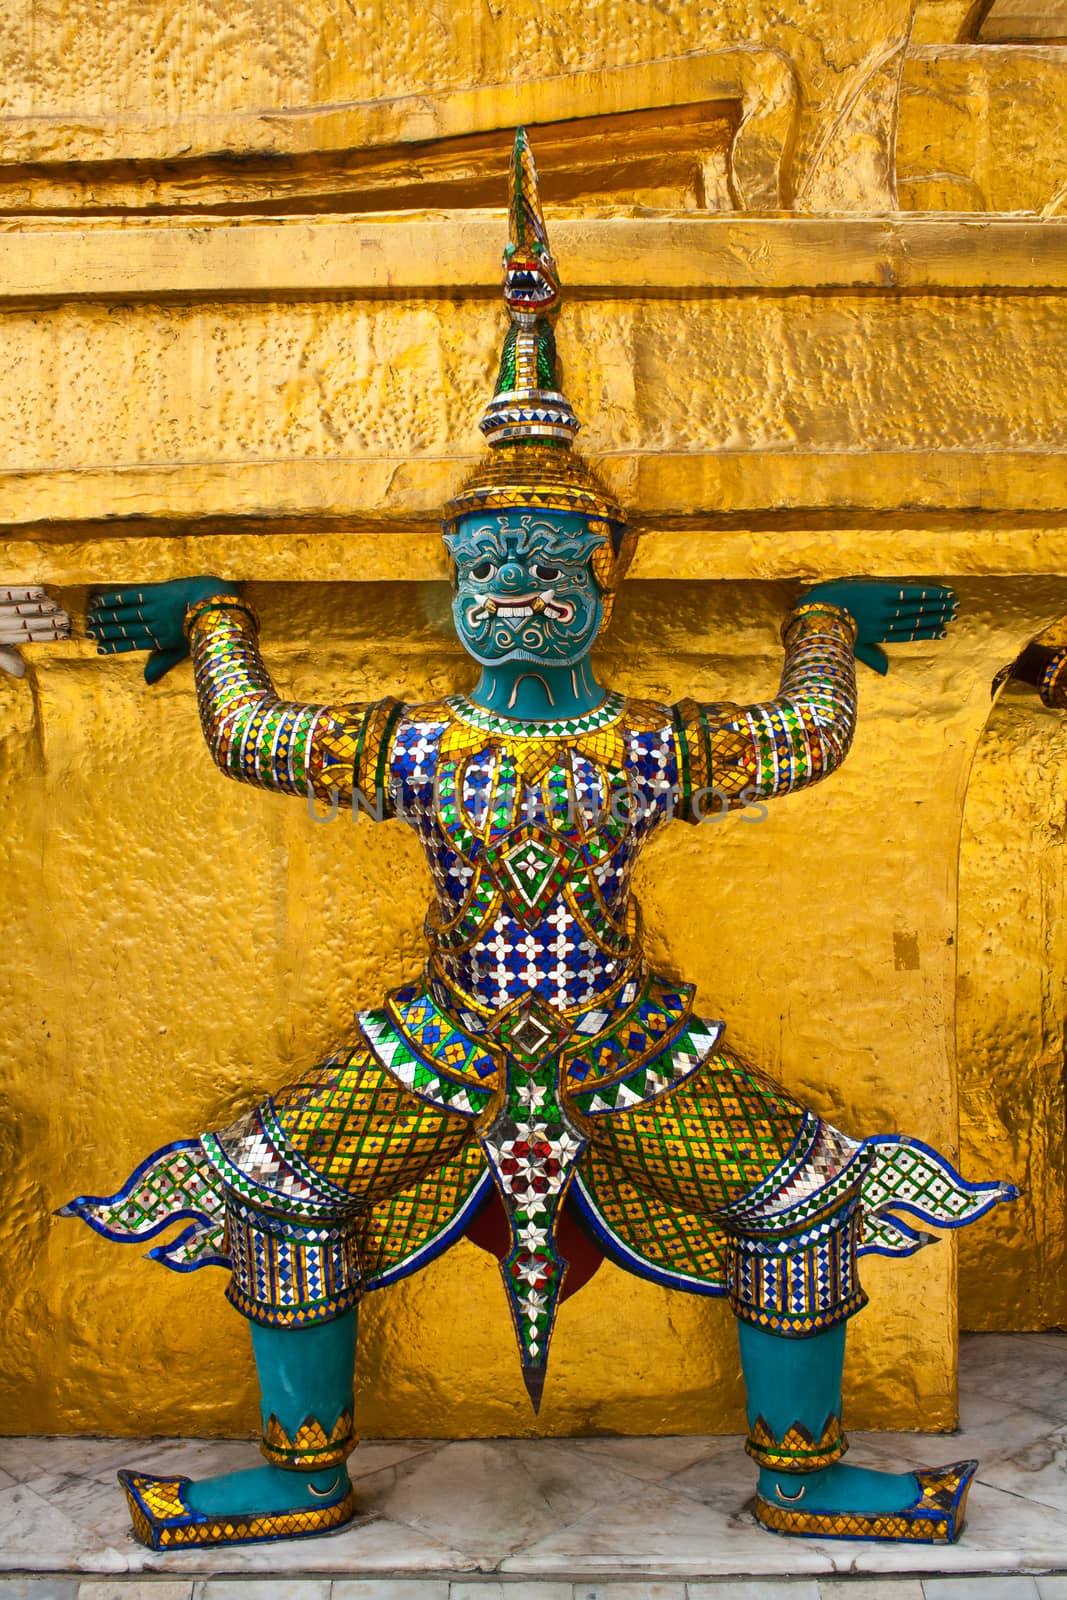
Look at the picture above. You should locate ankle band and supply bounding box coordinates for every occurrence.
[261,1407,357,1470]
[746,1412,847,1472]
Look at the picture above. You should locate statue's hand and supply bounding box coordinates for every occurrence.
[1007,641,1056,692]
[0,586,71,678]
[801,579,957,676]
[87,577,232,684]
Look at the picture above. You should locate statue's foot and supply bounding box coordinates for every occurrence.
[119,1462,356,1550]
[754,1458,977,1544]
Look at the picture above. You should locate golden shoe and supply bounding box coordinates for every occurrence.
[754,1459,978,1544]
[118,1468,358,1551]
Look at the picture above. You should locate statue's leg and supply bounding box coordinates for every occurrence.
[577,1042,980,1543]
[732,1211,976,1543]
[184,1310,358,1516]
[119,1200,361,1550]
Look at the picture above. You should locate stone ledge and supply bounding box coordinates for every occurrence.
[1,216,1066,300]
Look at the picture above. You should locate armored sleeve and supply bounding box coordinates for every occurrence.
[670,602,858,821]
[1039,646,1067,711]
[186,595,402,808]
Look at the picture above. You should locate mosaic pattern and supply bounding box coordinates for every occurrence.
[58,1140,228,1270]
[860,1136,1017,1246]
[269,1047,472,1205]
[753,1459,978,1544]
[1039,644,1067,709]
[224,1195,360,1328]
[584,1049,810,1217]
[728,1205,868,1336]
[355,1142,491,1289]
[189,603,394,805]
[747,1412,847,1472]
[673,606,857,818]
[119,1469,358,1551]
[261,1407,357,1469]
[479,995,589,1402]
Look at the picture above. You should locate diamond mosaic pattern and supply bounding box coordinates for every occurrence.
[586,1047,808,1216]
[271,1045,471,1203]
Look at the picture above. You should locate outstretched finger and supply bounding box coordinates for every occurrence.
[874,594,957,620]
[88,598,159,625]
[0,597,65,618]
[87,624,158,649]
[88,587,152,611]
[881,610,955,633]
[0,586,52,604]
[883,627,953,646]
[0,619,71,643]
[94,637,147,656]
[891,584,956,607]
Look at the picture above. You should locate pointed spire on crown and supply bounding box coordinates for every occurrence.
[444,128,625,534]
[479,127,580,449]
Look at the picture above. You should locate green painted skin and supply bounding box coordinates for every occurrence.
[86,576,230,684]
[738,1322,920,1515]
[86,537,957,1523]
[186,1311,357,1518]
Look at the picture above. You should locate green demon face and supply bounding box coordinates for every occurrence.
[444,512,607,668]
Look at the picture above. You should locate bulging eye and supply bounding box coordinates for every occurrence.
[470,560,496,581]
[533,563,561,582]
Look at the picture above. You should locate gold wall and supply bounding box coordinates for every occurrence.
[2,0,1066,1440]
[957,636,1067,1332]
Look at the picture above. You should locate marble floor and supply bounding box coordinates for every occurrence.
[1,1334,1066,1596]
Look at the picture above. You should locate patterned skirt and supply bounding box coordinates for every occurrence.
[63,1023,1012,1344]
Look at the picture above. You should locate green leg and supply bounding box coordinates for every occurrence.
[119,1307,360,1546]
[186,1310,358,1516]
[738,1319,976,1542]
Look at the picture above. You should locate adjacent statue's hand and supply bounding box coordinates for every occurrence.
[87,577,232,684]
[0,586,71,678]
[1004,640,1057,694]
[801,579,957,676]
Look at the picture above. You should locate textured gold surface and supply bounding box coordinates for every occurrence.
[899,46,1067,213]
[0,1,926,209]
[957,645,1067,1332]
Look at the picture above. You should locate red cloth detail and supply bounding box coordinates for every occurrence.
[463,1188,604,1302]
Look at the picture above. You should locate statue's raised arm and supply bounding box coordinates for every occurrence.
[673,580,957,818]
[87,579,396,808]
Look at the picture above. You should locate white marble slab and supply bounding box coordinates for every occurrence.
[923,1578,1042,1599]
[331,1583,450,1600]
[354,1438,658,1567]
[816,1583,924,1599]
[78,1584,194,1600]
[498,1476,837,1576]
[687,1584,822,1599]
[957,1335,1067,1420]
[197,1582,331,1599]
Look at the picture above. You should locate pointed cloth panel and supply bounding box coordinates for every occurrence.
[857,1134,1017,1258]
[58,1139,229,1272]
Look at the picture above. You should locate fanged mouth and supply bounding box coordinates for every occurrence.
[467,590,576,625]
[504,265,559,309]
